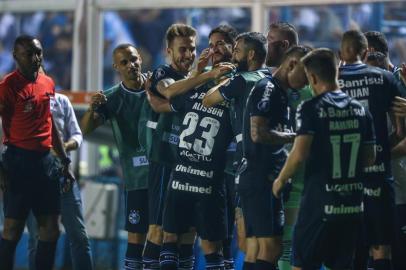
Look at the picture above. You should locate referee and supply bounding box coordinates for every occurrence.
[0,35,73,270]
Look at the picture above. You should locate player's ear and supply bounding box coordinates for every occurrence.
[112,62,118,71]
[166,47,172,56]
[248,49,255,62]
[281,40,289,50]
[309,72,318,86]
[360,49,368,62]
[288,58,298,71]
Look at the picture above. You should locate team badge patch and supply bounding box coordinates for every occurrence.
[128,210,141,225]
[155,68,166,80]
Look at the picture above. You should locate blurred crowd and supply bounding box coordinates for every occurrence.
[0,3,405,90]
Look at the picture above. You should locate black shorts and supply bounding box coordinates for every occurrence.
[224,173,236,238]
[125,189,149,234]
[2,145,61,219]
[363,179,395,245]
[239,169,284,237]
[148,161,172,226]
[292,218,360,269]
[162,173,227,241]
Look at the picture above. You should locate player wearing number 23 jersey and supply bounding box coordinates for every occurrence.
[162,83,233,241]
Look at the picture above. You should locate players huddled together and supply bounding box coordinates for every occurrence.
[1,21,406,270]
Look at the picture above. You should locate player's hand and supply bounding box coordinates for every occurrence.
[209,62,235,79]
[0,166,8,192]
[196,48,214,74]
[272,178,285,198]
[61,164,75,193]
[90,91,107,112]
[392,96,406,117]
[146,87,169,113]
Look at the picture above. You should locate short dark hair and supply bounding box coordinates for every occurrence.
[366,51,388,70]
[281,45,313,63]
[301,48,337,83]
[269,22,299,46]
[342,30,368,56]
[166,24,197,47]
[209,25,238,47]
[235,32,267,64]
[13,34,36,50]
[364,31,389,56]
[113,43,137,56]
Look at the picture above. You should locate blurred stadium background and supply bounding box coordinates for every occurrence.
[0,0,405,269]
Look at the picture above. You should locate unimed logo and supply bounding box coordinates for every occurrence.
[171,181,212,194]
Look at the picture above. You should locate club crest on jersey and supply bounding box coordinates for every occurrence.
[23,101,34,112]
[128,210,140,225]
[155,68,166,80]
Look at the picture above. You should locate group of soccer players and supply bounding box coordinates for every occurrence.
[1,20,406,270]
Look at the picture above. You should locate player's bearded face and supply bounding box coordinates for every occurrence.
[232,40,249,72]
[209,33,233,65]
[266,30,286,67]
[169,36,196,73]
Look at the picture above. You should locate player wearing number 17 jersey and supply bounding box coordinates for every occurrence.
[273,49,376,270]
[338,30,404,270]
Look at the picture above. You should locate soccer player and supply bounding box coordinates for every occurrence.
[202,32,267,170]
[145,25,236,270]
[201,31,270,269]
[339,30,403,270]
[364,39,406,270]
[0,35,73,270]
[266,22,299,68]
[273,48,376,270]
[265,22,314,270]
[238,45,310,270]
[364,31,406,85]
[81,43,150,270]
[142,24,198,270]
[27,91,93,270]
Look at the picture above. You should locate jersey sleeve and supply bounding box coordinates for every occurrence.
[218,75,246,101]
[249,79,274,118]
[384,70,403,110]
[295,100,316,135]
[362,108,376,145]
[150,66,173,98]
[63,96,83,147]
[170,93,188,113]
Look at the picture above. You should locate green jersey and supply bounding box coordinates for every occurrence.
[285,85,313,208]
[97,82,150,190]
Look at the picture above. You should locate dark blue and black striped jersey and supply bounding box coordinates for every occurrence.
[296,90,375,221]
[170,85,233,186]
[338,63,401,181]
[241,75,289,177]
[146,64,187,165]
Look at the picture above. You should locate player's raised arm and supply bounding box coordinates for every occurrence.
[80,91,107,135]
[157,62,234,100]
